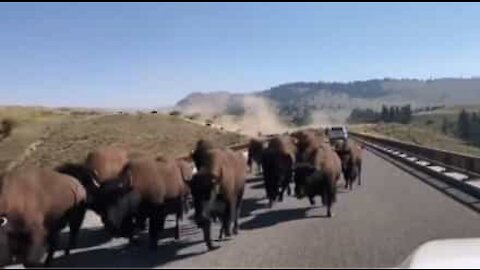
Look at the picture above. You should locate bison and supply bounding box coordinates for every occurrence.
[56,146,129,216]
[94,156,192,247]
[247,138,265,174]
[0,167,87,267]
[291,129,325,163]
[191,139,215,169]
[261,135,297,207]
[85,146,129,185]
[294,143,342,217]
[189,148,247,251]
[333,139,363,190]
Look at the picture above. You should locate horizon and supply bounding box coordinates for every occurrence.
[1,3,480,108]
[2,75,480,110]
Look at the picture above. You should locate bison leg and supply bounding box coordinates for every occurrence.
[24,243,47,268]
[309,196,316,206]
[219,201,233,240]
[175,198,183,240]
[44,231,60,266]
[277,185,284,202]
[148,206,165,249]
[24,224,47,268]
[201,221,217,251]
[183,194,191,214]
[358,166,362,186]
[65,204,87,256]
[256,163,262,175]
[233,189,244,235]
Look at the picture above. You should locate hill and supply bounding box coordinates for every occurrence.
[175,78,480,126]
[0,106,245,173]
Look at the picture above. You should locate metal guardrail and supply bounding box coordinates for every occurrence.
[350,131,480,202]
[350,131,480,178]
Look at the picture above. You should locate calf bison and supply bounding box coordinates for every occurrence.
[333,139,363,190]
[0,168,87,267]
[261,135,297,207]
[189,148,247,251]
[294,143,342,217]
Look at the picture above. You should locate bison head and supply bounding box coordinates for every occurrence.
[93,171,139,237]
[293,164,317,199]
[189,172,224,225]
[0,214,48,267]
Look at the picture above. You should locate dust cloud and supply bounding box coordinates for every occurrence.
[176,95,291,137]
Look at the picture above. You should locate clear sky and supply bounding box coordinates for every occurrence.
[1,2,480,108]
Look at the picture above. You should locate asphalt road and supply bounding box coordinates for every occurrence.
[7,149,480,268]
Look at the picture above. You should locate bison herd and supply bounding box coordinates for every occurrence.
[0,129,363,267]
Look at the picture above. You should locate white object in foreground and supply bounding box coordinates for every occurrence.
[399,238,480,269]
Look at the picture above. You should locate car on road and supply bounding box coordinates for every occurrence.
[326,125,349,142]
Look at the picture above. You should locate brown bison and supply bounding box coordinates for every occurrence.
[247,138,265,174]
[85,146,129,184]
[191,139,215,169]
[261,135,297,207]
[333,139,363,190]
[190,148,247,251]
[0,168,87,267]
[294,143,342,217]
[56,146,129,216]
[291,129,325,163]
[92,156,186,247]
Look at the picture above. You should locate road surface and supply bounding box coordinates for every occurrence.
[7,149,480,268]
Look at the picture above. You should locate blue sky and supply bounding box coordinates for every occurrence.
[1,2,480,108]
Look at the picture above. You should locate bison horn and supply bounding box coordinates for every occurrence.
[0,216,7,227]
[92,169,101,188]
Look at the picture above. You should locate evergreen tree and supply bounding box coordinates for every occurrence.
[381,105,389,122]
[389,107,395,123]
[458,109,471,139]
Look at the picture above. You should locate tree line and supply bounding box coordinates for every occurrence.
[456,109,480,146]
[348,104,413,124]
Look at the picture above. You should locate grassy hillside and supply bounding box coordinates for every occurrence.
[0,107,245,173]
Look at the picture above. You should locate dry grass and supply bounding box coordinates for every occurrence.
[351,123,480,156]
[0,107,245,173]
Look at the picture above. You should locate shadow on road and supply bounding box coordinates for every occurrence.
[51,239,206,268]
[249,182,265,190]
[246,176,263,184]
[240,197,269,218]
[240,207,327,231]
[58,227,113,250]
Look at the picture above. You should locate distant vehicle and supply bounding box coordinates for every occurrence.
[327,126,349,141]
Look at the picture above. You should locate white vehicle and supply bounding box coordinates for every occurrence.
[327,125,349,141]
[399,238,480,269]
